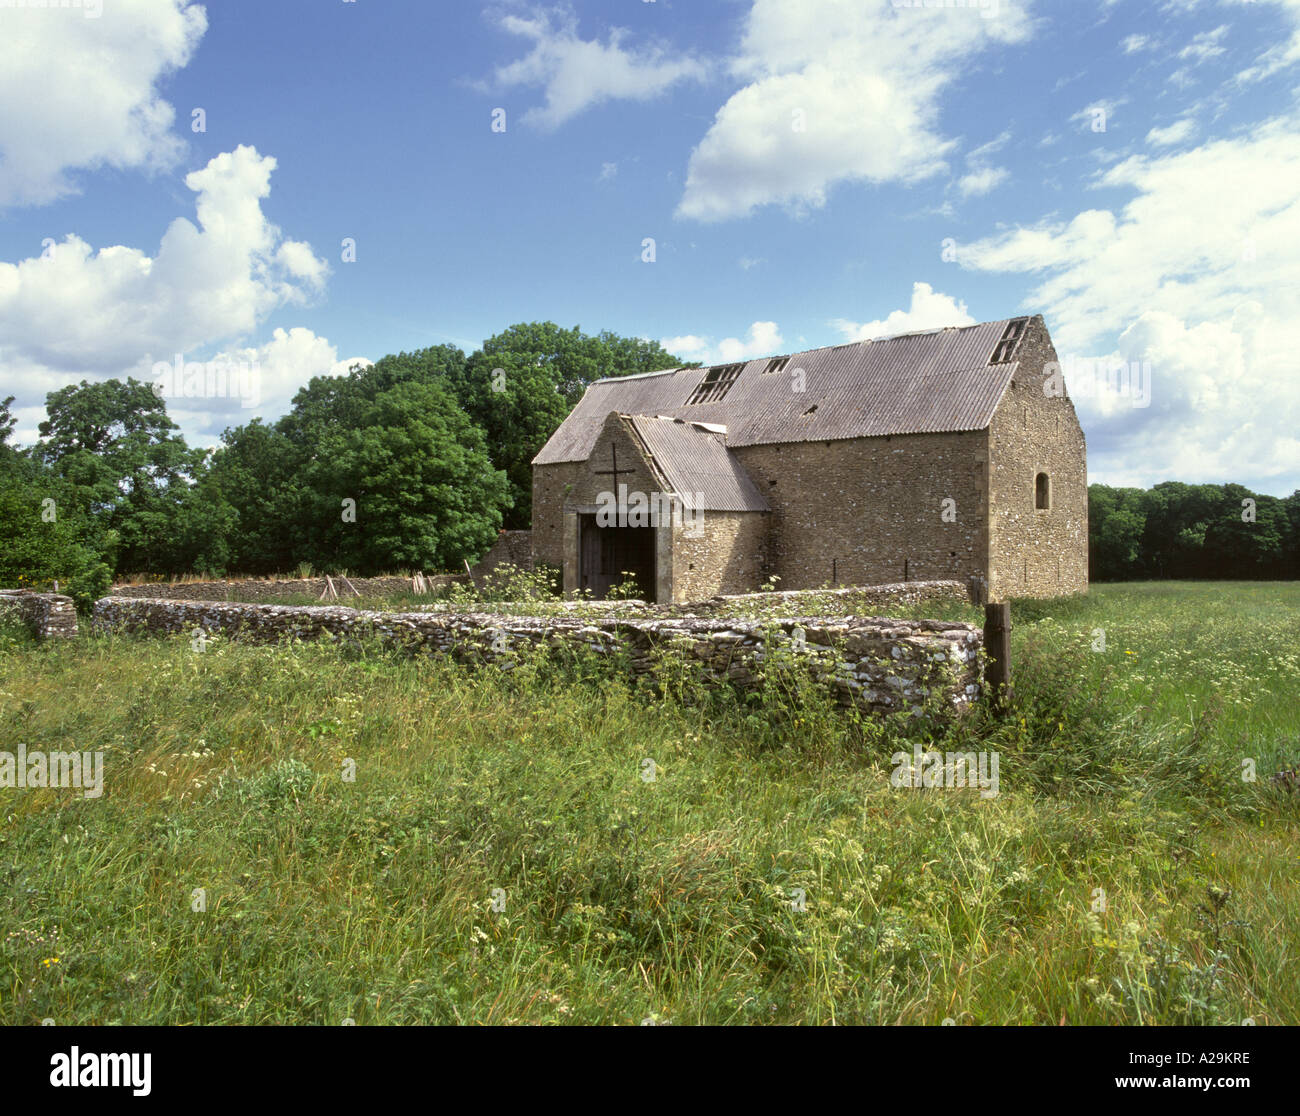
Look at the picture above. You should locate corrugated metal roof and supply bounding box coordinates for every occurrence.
[625,416,769,513]
[534,317,1030,465]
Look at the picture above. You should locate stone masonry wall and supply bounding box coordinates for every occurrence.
[111,574,465,602]
[987,315,1089,599]
[93,597,982,718]
[734,431,989,591]
[0,590,80,640]
[532,460,585,570]
[672,510,770,601]
[470,530,534,577]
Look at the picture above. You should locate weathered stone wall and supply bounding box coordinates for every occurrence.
[111,574,465,602]
[93,597,982,717]
[0,590,79,640]
[470,530,534,577]
[672,510,770,601]
[987,315,1089,599]
[532,460,585,570]
[734,431,989,591]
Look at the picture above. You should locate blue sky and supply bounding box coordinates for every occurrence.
[2,0,1298,495]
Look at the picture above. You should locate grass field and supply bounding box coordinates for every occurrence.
[1,581,1296,1025]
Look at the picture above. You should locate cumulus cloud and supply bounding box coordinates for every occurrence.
[831,282,975,342]
[676,0,1031,222]
[0,0,207,207]
[662,321,783,366]
[0,145,343,446]
[159,328,371,446]
[955,116,1300,490]
[488,5,705,129]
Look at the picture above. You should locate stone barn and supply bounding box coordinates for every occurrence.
[531,314,1087,603]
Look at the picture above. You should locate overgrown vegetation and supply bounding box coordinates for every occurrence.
[1,581,1296,1024]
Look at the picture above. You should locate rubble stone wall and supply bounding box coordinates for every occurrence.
[92,596,982,717]
[0,590,80,640]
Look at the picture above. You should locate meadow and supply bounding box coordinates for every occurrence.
[1,581,1296,1025]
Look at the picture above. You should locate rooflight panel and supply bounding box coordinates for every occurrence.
[990,317,1030,364]
[763,356,791,375]
[686,362,744,405]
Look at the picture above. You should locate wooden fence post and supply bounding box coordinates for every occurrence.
[984,601,1011,711]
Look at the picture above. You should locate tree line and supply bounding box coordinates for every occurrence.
[0,322,687,607]
[1089,482,1299,581]
[2,320,1296,610]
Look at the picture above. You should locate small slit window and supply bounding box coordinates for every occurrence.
[686,362,744,405]
[1035,472,1050,510]
[990,317,1029,364]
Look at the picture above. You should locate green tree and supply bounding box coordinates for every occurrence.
[35,378,207,575]
[1203,485,1286,578]
[0,395,16,454]
[454,323,691,528]
[1088,485,1147,580]
[298,379,509,573]
[207,419,306,574]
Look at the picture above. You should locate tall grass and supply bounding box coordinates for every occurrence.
[0,583,1296,1024]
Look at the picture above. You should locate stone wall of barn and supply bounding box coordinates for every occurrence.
[671,510,770,601]
[733,431,989,592]
[93,597,983,718]
[986,316,1089,599]
[532,460,586,571]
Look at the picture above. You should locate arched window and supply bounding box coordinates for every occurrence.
[1035,472,1050,510]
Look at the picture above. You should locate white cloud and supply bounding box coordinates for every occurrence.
[158,328,371,446]
[598,161,618,182]
[489,5,705,129]
[832,281,975,342]
[661,321,784,366]
[955,116,1300,490]
[1178,24,1228,63]
[1121,33,1152,53]
[1235,0,1300,83]
[957,165,1009,196]
[676,0,1031,222]
[0,145,339,446]
[0,0,207,207]
[1146,118,1197,147]
[1071,97,1127,133]
[957,131,1010,196]
[0,145,327,374]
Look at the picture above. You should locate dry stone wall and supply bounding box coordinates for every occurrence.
[111,574,465,602]
[93,596,982,717]
[0,591,79,640]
